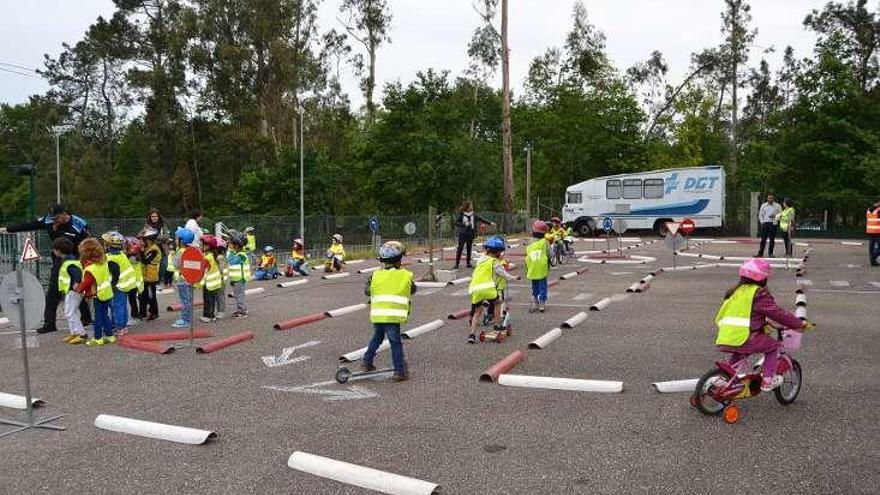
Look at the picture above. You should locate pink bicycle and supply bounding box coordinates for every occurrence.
[692,327,804,424]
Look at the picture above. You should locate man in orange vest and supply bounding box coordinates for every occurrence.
[868,200,880,266]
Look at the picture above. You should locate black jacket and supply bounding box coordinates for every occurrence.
[7,214,90,249]
[454,212,491,240]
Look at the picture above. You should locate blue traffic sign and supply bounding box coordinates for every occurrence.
[602,216,613,232]
[368,216,380,233]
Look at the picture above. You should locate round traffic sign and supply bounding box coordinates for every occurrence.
[404,222,416,235]
[602,216,613,232]
[180,246,206,285]
[0,270,45,331]
[681,218,696,235]
[368,216,380,233]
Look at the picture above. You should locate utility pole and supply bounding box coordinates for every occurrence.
[50,125,73,204]
[525,143,532,222]
[298,107,305,242]
[500,0,514,224]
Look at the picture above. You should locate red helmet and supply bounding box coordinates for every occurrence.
[125,237,143,255]
[201,234,218,248]
[532,220,549,234]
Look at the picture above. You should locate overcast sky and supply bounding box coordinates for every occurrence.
[1,0,825,109]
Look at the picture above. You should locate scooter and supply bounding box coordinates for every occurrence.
[335,365,394,384]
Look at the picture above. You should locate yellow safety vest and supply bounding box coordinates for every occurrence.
[85,262,114,302]
[227,250,251,282]
[107,252,137,292]
[58,259,82,295]
[132,259,144,293]
[525,238,550,280]
[199,252,222,291]
[778,207,795,232]
[714,284,760,347]
[246,234,256,252]
[370,268,413,324]
[329,243,345,258]
[469,257,498,304]
[867,208,880,235]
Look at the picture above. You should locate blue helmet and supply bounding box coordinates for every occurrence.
[484,236,506,251]
[378,241,406,263]
[263,245,275,252]
[175,227,195,246]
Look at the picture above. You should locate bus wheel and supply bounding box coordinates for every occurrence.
[653,219,673,237]
[575,219,595,237]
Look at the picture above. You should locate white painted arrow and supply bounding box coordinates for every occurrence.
[264,381,379,401]
[262,340,321,368]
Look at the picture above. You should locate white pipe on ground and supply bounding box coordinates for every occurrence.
[528,328,563,349]
[447,277,471,286]
[561,312,587,328]
[325,303,369,318]
[414,281,446,289]
[340,340,389,362]
[322,272,351,280]
[589,298,612,311]
[795,307,807,320]
[358,266,381,274]
[560,271,579,280]
[497,374,623,393]
[651,379,698,393]
[795,294,807,307]
[287,451,440,495]
[0,392,45,410]
[402,319,444,339]
[278,279,308,288]
[94,414,216,445]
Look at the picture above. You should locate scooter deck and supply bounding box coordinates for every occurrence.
[335,365,395,384]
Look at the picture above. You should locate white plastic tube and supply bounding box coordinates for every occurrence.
[561,312,587,328]
[795,294,807,307]
[626,282,641,293]
[346,259,366,265]
[693,263,720,270]
[660,266,696,272]
[675,252,700,258]
[795,306,807,320]
[0,392,45,410]
[414,281,446,289]
[528,328,563,349]
[417,258,431,263]
[447,276,471,286]
[287,451,439,495]
[245,287,265,296]
[340,340,390,362]
[589,297,612,311]
[560,271,579,280]
[497,374,623,393]
[0,317,9,326]
[325,303,369,318]
[358,266,381,274]
[278,279,309,288]
[323,272,351,280]
[94,414,217,445]
[651,379,698,393]
[841,241,863,246]
[402,319,445,339]
[156,288,175,295]
[640,274,655,284]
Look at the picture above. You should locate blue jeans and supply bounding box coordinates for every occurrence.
[287,259,310,276]
[870,235,880,265]
[93,299,112,339]
[177,283,193,325]
[531,279,548,303]
[363,323,406,375]
[111,289,129,331]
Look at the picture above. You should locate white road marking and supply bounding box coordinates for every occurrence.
[509,302,590,308]
[262,341,320,368]
[573,293,594,301]
[829,280,851,287]
[869,282,880,289]
[811,289,880,295]
[609,271,633,276]
[264,381,379,401]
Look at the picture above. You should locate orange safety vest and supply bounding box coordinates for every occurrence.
[867,208,880,235]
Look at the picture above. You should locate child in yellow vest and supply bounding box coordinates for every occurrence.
[198,234,223,323]
[101,231,135,338]
[138,228,161,320]
[286,238,310,277]
[526,221,552,313]
[54,237,87,344]
[76,238,114,346]
[325,234,346,272]
[467,236,517,344]
[125,236,144,324]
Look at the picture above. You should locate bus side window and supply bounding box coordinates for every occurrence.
[644,179,664,199]
[606,180,621,199]
[623,179,642,199]
[567,192,582,204]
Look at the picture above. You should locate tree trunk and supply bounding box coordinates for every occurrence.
[367,46,376,126]
[500,0,514,216]
[730,55,738,179]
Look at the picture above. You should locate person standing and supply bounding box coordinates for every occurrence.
[777,198,796,257]
[185,209,204,247]
[0,204,92,333]
[867,200,880,267]
[453,200,494,269]
[756,194,781,258]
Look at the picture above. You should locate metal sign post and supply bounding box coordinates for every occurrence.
[369,216,380,254]
[179,247,207,348]
[602,217,613,254]
[0,237,64,438]
[664,222,684,270]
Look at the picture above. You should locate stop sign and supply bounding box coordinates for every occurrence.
[681,218,696,235]
[180,246,206,285]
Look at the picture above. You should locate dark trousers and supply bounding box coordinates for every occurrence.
[203,289,218,318]
[455,237,474,267]
[757,222,777,257]
[139,282,159,317]
[44,257,91,331]
[127,289,139,319]
[363,323,405,375]
[781,231,793,257]
[870,235,880,266]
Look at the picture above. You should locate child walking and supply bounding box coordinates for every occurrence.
[285,238,310,277]
[171,227,196,328]
[54,238,87,344]
[198,234,222,323]
[714,258,813,391]
[214,237,228,319]
[227,230,251,318]
[138,228,161,320]
[102,231,136,336]
[362,241,415,381]
[76,238,114,346]
[525,220,552,313]
[467,236,517,344]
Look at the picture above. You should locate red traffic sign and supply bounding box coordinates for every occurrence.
[180,246,206,285]
[19,237,41,263]
[681,218,696,235]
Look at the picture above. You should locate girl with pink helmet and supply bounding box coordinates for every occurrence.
[714,258,814,391]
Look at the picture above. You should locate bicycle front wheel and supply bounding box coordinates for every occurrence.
[774,358,802,405]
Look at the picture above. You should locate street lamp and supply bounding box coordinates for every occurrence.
[298,107,305,242]
[524,143,532,222]
[9,164,37,220]
[49,125,73,204]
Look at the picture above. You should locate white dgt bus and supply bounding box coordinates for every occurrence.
[562,165,726,236]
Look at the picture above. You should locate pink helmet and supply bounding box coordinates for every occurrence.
[532,220,549,234]
[739,258,772,282]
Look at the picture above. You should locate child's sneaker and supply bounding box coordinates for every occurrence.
[362,363,377,372]
[102,336,117,344]
[538,302,546,313]
[85,338,105,347]
[391,373,409,382]
[62,335,76,343]
[199,316,216,323]
[215,312,224,320]
[144,314,159,321]
[232,311,247,318]
[68,335,87,345]
[467,333,477,344]
[171,319,189,328]
[761,375,783,392]
[128,318,142,326]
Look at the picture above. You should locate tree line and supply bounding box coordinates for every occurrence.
[1,0,878,231]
